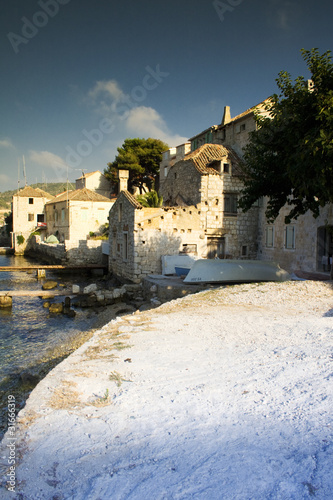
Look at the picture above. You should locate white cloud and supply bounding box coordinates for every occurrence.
[86,80,188,148]
[126,106,188,148]
[29,150,67,169]
[0,138,14,149]
[88,80,125,102]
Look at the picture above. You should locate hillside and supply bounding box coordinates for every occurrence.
[0,182,76,207]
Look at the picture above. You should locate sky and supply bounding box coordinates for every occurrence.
[0,0,332,192]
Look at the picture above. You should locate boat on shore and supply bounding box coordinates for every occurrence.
[183,259,290,284]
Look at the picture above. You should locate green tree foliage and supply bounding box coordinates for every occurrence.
[104,138,169,194]
[136,190,163,207]
[239,49,333,223]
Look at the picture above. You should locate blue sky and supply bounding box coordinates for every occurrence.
[0,0,332,191]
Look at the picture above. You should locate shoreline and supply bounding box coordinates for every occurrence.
[1,280,332,498]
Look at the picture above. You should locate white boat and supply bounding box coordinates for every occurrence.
[183,259,290,284]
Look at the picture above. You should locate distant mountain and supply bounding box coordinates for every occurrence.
[0,182,76,208]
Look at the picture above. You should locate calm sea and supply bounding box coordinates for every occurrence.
[0,254,97,438]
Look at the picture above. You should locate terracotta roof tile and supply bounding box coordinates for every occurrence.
[183,144,243,176]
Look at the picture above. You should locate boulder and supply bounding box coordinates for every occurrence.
[83,283,98,294]
[49,302,63,313]
[72,284,80,294]
[0,296,12,308]
[42,281,58,290]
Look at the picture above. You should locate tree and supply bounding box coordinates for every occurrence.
[136,190,163,207]
[238,49,333,223]
[105,138,169,194]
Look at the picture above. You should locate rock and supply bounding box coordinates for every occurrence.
[19,372,39,388]
[43,301,50,308]
[42,281,58,290]
[112,288,123,299]
[150,285,157,293]
[41,294,54,300]
[66,309,76,318]
[0,296,12,308]
[72,284,80,294]
[150,297,162,307]
[49,302,63,313]
[83,283,98,294]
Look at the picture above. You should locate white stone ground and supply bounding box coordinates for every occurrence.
[0,280,332,500]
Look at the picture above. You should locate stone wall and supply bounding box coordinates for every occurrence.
[161,161,202,206]
[27,236,105,265]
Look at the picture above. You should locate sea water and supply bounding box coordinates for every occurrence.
[0,254,97,438]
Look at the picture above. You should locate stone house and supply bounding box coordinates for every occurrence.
[160,143,259,261]
[12,186,54,252]
[45,187,114,242]
[108,190,205,283]
[75,170,112,198]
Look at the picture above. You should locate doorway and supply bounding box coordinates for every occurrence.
[207,237,225,259]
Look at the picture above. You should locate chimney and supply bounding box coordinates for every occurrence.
[222,106,231,125]
[118,170,129,193]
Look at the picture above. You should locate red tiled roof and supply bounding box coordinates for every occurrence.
[183,144,243,175]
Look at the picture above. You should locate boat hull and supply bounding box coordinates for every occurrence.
[183,259,290,284]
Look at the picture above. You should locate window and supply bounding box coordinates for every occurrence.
[265,226,274,248]
[164,166,168,177]
[123,232,128,261]
[242,245,248,257]
[28,213,34,221]
[240,123,246,132]
[223,163,230,173]
[29,198,34,205]
[224,193,238,215]
[181,244,197,254]
[285,225,295,249]
[61,208,65,222]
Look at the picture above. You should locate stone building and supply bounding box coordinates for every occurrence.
[45,187,113,242]
[108,190,204,283]
[161,143,259,260]
[109,143,260,283]
[75,170,112,198]
[12,186,54,253]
